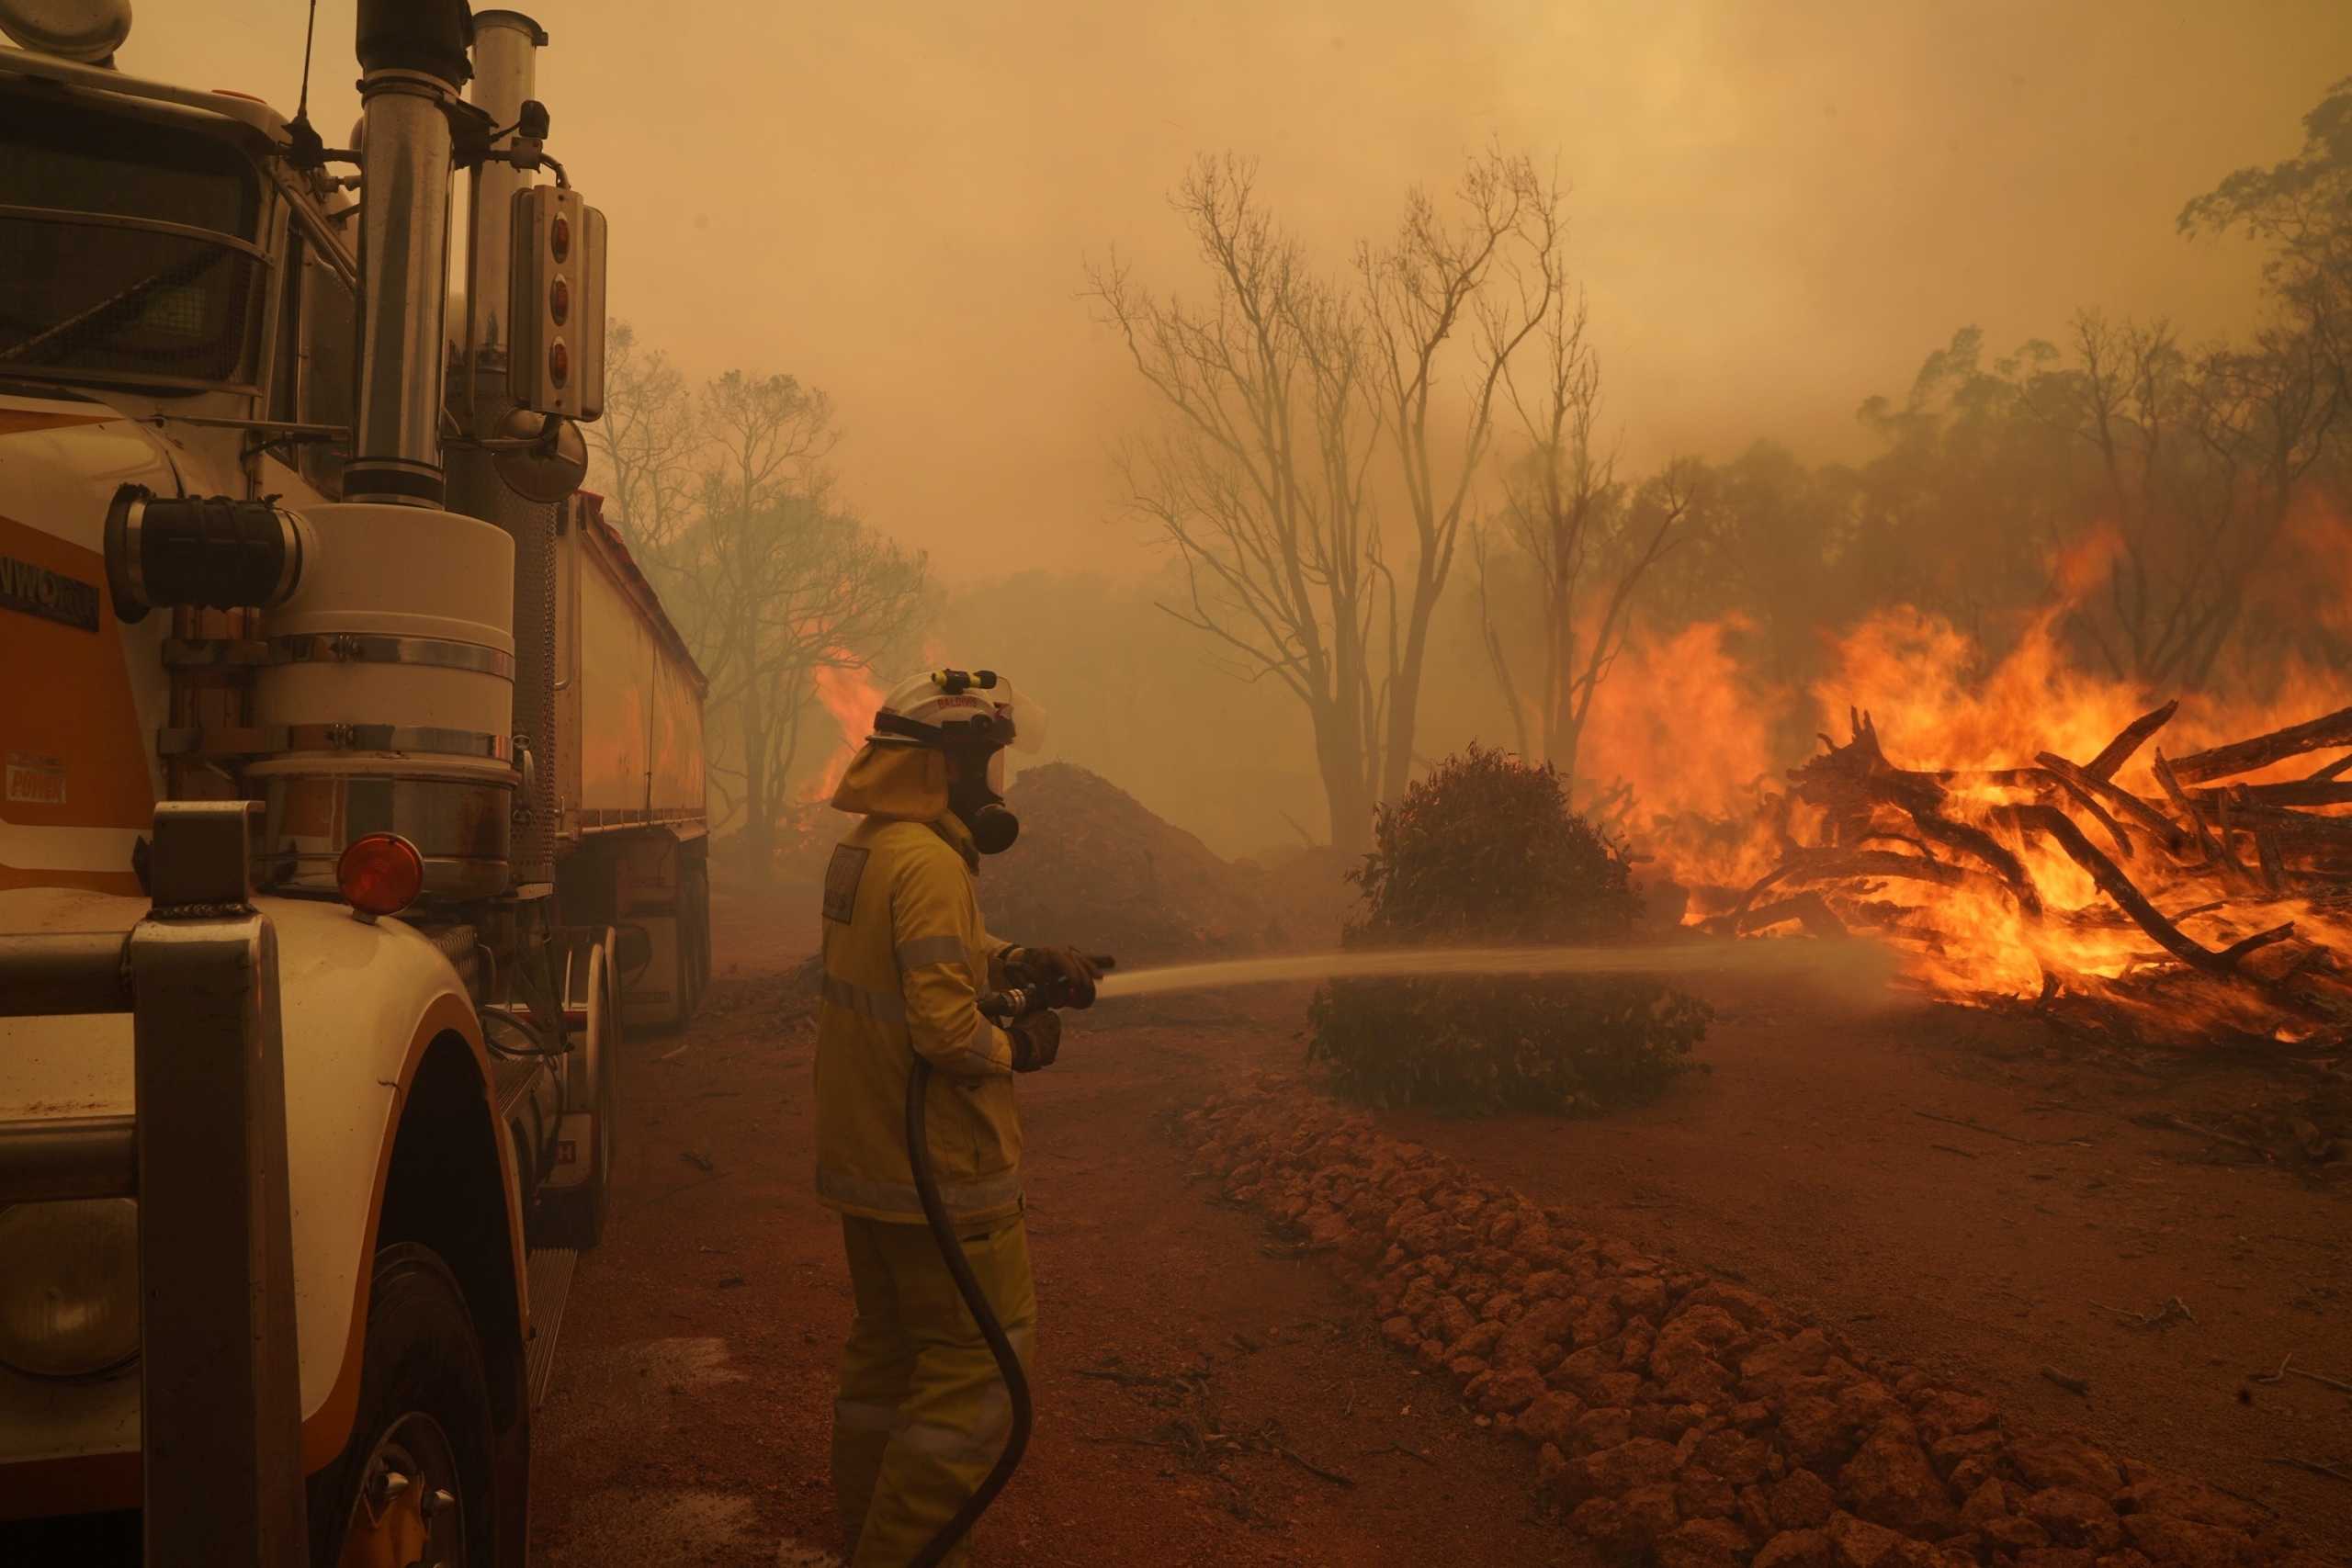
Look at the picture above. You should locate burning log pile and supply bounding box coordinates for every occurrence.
[1693,702,2352,1052]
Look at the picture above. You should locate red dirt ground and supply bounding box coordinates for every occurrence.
[529,884,2352,1563]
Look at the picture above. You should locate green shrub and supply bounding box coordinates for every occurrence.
[1308,976,1712,1113]
[1307,745,1711,1114]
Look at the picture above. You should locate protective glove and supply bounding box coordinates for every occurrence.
[1008,1009,1062,1073]
[1012,945,1102,1010]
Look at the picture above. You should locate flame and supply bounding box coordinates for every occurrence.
[1809,604,2144,778]
[1584,618,1781,822]
[1589,559,2352,1043]
[1583,619,1789,898]
[808,660,887,802]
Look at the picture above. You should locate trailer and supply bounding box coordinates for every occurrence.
[0,3,706,1562]
[554,491,713,1032]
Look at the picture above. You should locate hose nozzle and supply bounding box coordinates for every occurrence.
[975,987,1035,1026]
[979,953,1116,1025]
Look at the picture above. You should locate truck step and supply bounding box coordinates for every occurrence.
[525,1246,580,1409]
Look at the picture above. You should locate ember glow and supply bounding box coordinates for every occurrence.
[1614,594,2352,1046]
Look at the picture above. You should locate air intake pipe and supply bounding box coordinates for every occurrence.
[103,486,308,623]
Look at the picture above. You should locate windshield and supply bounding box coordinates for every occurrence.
[0,96,267,387]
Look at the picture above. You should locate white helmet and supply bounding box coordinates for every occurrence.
[869,668,1046,757]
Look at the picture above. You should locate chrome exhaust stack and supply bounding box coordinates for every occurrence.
[345,1,473,508]
[465,10,548,381]
[447,10,560,887]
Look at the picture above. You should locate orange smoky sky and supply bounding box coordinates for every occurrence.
[145,2,2351,576]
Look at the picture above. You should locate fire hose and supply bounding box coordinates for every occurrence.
[903,953,1114,1568]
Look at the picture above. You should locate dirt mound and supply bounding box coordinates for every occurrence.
[1237,842,1361,952]
[1178,1077,2333,1568]
[984,763,1293,964]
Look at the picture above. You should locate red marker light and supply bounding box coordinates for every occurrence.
[550,213,571,262]
[548,341,570,387]
[337,833,424,918]
[549,276,570,325]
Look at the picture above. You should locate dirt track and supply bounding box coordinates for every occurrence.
[530,886,2352,1563]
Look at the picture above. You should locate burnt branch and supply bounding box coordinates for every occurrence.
[2085,699,2179,780]
[1705,892,1847,940]
[1994,804,2259,976]
[2170,704,2352,783]
[2033,756,2135,859]
[2036,751,2188,854]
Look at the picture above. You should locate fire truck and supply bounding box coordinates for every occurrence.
[0,2,709,1562]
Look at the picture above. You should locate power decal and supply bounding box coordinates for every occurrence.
[0,553,100,632]
[5,752,66,807]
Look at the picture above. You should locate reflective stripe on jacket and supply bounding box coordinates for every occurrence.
[814,812,1022,1224]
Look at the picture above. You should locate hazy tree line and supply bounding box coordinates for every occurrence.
[594,78,2351,872]
[1093,79,2352,852]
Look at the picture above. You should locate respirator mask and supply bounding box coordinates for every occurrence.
[950,747,1021,855]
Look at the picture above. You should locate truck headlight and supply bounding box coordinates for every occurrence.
[0,1201,141,1379]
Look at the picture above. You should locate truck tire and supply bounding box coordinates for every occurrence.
[308,1243,502,1568]
[537,942,618,1249]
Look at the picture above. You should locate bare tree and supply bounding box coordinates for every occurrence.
[724,495,929,865]
[1091,151,1567,850]
[1476,290,1693,798]
[1087,157,1387,853]
[589,332,930,870]
[587,321,698,557]
[2051,310,2342,688]
[1360,147,1565,802]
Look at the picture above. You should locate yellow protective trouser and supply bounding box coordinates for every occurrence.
[832,1213,1037,1568]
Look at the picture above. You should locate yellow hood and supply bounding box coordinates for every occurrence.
[831,741,950,822]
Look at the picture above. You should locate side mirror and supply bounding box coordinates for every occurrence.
[492,409,589,503]
[507,184,606,423]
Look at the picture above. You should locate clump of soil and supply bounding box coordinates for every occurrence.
[984,762,1345,964]
[1177,1076,2335,1568]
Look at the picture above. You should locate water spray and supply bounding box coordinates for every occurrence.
[1092,936,1902,1003]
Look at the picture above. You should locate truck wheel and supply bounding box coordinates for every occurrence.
[310,1244,498,1568]
[537,942,617,1249]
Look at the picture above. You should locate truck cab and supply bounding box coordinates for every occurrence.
[0,5,707,1562]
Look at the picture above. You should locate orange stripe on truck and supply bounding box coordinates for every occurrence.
[0,516,153,883]
[0,410,115,440]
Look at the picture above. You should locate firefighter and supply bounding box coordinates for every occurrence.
[814,668,1097,1566]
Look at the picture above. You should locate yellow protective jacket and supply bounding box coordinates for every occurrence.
[815,752,1024,1225]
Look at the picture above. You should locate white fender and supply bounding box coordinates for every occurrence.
[0,887,523,1509]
